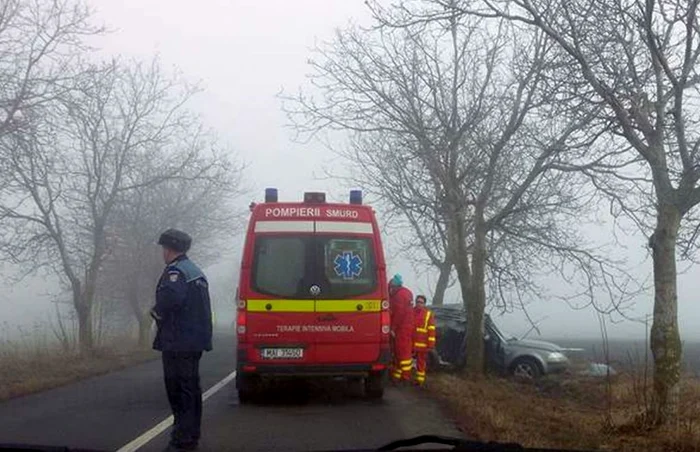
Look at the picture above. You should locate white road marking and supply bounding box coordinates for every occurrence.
[116,370,237,452]
[202,370,237,402]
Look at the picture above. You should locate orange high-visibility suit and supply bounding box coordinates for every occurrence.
[389,285,414,381]
[413,306,436,385]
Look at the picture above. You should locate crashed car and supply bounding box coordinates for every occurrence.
[427,305,570,379]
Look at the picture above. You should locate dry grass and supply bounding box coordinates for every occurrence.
[429,372,700,452]
[0,338,158,401]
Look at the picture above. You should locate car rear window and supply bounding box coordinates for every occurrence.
[251,235,377,299]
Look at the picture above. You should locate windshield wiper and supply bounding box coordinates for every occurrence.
[0,445,104,452]
[375,435,596,451]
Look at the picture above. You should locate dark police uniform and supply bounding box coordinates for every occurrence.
[152,230,212,452]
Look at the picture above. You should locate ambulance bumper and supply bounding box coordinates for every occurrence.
[238,364,382,377]
[236,347,391,377]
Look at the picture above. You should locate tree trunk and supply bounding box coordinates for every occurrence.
[70,281,93,354]
[432,261,452,306]
[448,211,486,376]
[137,315,152,349]
[464,209,487,375]
[649,202,682,425]
[76,300,94,354]
[127,284,152,349]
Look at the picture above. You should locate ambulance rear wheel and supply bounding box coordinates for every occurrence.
[365,372,385,400]
[236,374,260,405]
[238,389,255,404]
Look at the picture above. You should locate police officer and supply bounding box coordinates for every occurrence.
[151,229,212,452]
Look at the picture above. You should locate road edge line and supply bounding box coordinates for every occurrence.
[115,370,237,452]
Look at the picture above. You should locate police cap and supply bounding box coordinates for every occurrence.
[158,228,192,253]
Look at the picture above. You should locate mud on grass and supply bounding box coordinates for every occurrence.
[428,373,700,452]
[0,346,158,401]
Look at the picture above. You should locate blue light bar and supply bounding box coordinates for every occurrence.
[264,188,278,203]
[349,190,362,205]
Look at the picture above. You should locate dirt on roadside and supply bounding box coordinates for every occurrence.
[427,372,700,452]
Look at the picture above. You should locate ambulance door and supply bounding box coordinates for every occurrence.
[311,235,382,364]
[248,234,316,364]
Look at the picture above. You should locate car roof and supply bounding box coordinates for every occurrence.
[431,305,493,323]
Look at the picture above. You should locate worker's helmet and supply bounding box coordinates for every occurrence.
[158,228,192,253]
[389,274,403,287]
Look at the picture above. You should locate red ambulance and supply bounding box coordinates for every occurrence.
[235,189,391,402]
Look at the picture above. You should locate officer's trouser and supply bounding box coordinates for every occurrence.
[391,327,413,381]
[162,351,203,448]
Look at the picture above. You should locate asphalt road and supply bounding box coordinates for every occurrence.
[0,331,461,451]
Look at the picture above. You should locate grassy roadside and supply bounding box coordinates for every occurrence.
[0,342,158,402]
[428,372,700,452]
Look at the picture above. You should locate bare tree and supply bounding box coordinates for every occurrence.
[284,1,631,375]
[102,149,246,348]
[0,0,100,137]
[426,0,700,425]
[339,153,456,305]
[0,58,209,353]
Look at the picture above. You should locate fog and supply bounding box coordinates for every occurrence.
[1,0,699,343]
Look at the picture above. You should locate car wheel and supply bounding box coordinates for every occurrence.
[427,351,440,372]
[510,357,542,380]
[365,372,385,400]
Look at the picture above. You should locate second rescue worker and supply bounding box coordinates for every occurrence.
[413,295,436,386]
[388,274,414,382]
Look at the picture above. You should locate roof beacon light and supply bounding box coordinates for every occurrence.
[349,190,363,205]
[264,188,278,203]
[304,192,326,203]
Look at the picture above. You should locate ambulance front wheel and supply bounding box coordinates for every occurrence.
[365,371,386,400]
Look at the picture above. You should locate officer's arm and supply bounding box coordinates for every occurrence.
[154,269,188,316]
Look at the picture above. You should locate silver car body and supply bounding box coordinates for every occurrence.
[498,337,570,376]
[431,305,570,377]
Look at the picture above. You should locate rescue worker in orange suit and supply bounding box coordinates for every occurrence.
[388,274,414,382]
[412,295,436,386]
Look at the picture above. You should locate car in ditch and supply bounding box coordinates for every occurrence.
[428,305,571,379]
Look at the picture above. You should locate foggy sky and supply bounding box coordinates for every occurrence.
[2,0,699,342]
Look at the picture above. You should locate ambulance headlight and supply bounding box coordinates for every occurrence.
[381,299,390,310]
[237,325,246,334]
[381,325,390,334]
[237,299,246,309]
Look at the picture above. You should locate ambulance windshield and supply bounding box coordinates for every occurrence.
[252,235,377,299]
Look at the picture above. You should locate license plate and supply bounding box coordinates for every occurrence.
[261,348,304,360]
